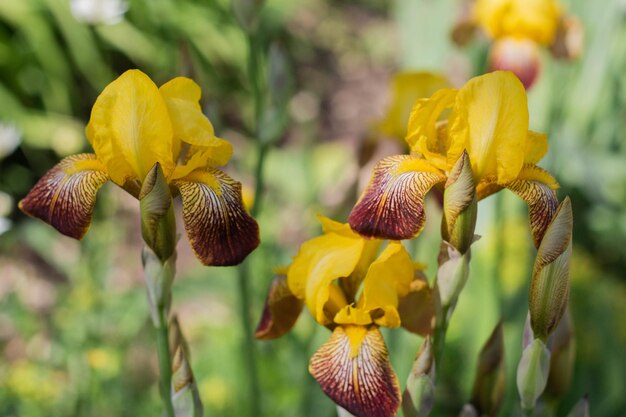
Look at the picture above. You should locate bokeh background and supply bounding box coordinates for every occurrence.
[1,0,625,416]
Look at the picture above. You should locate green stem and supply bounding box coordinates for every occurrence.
[433,305,450,365]
[156,307,175,417]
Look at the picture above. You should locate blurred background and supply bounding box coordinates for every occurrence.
[0,0,625,416]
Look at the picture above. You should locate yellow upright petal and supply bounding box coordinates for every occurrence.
[448,71,528,184]
[378,72,449,140]
[356,242,414,328]
[287,231,364,325]
[86,70,175,186]
[159,77,233,173]
[524,130,548,164]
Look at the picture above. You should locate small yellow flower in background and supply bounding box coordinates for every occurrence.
[255,216,435,417]
[376,72,449,142]
[350,71,558,246]
[452,0,583,88]
[19,69,259,266]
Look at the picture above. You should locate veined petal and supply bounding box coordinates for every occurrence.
[19,154,108,239]
[398,272,437,337]
[357,242,414,328]
[448,71,528,184]
[287,230,363,325]
[349,155,447,240]
[159,77,233,173]
[86,70,175,185]
[175,168,259,266]
[309,326,401,417]
[506,164,559,248]
[255,269,304,340]
[406,88,457,168]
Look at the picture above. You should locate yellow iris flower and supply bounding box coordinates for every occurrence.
[255,216,435,417]
[19,69,259,266]
[349,71,558,247]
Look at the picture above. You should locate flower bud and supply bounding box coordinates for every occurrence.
[142,246,176,326]
[471,322,506,417]
[489,37,541,89]
[442,151,477,254]
[516,338,551,411]
[529,198,573,340]
[402,337,436,417]
[139,163,176,262]
[436,243,471,310]
[550,16,584,61]
[169,317,204,417]
[546,309,575,398]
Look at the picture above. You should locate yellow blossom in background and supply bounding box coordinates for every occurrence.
[19,69,259,266]
[255,216,435,417]
[350,71,559,245]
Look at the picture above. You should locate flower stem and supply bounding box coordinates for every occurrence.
[155,308,175,417]
[433,305,450,364]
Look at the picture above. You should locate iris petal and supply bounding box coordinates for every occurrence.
[175,168,259,266]
[255,270,304,340]
[19,154,109,239]
[349,155,446,240]
[309,326,401,417]
[506,164,559,248]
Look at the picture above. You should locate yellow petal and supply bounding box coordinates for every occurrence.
[18,154,109,239]
[474,0,562,45]
[377,72,449,140]
[448,71,529,184]
[175,168,260,266]
[524,130,548,164]
[159,77,234,173]
[86,69,175,186]
[348,155,447,240]
[506,164,559,248]
[255,271,304,340]
[309,326,401,417]
[357,242,414,328]
[334,305,374,326]
[406,87,457,168]
[287,230,363,325]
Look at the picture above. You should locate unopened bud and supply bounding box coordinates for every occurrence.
[436,243,471,310]
[442,151,477,254]
[489,37,541,89]
[471,322,506,417]
[546,309,576,398]
[529,198,573,340]
[142,246,176,326]
[170,317,204,417]
[516,338,551,411]
[550,16,584,61]
[233,0,265,32]
[140,163,176,262]
[403,337,436,417]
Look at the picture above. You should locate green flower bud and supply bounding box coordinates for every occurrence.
[403,337,436,417]
[142,246,176,326]
[170,317,204,417]
[516,338,551,411]
[471,322,506,417]
[442,151,477,254]
[436,243,471,309]
[529,197,573,340]
[546,309,576,399]
[139,163,176,262]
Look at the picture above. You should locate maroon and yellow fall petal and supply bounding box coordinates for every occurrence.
[18,154,109,239]
[506,165,559,248]
[175,168,259,266]
[397,275,437,337]
[309,326,400,417]
[348,155,446,240]
[255,271,304,340]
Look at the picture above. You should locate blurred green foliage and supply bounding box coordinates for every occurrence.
[0,0,625,416]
